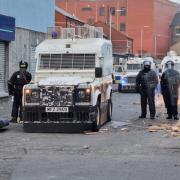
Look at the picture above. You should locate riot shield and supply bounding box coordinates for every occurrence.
[165,70,180,106]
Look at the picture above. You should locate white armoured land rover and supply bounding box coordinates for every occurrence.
[22,26,113,132]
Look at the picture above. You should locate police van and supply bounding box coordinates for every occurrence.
[119,57,156,92]
[22,26,113,132]
[113,64,125,84]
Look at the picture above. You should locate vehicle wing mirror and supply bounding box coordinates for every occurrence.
[95,67,102,78]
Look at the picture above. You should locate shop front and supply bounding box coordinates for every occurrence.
[0,14,15,97]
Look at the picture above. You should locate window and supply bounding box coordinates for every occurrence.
[110,7,115,16]
[120,23,126,31]
[99,7,105,16]
[120,7,127,16]
[111,22,115,28]
[175,27,180,36]
[82,6,92,11]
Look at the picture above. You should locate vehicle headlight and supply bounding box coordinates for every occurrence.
[76,88,91,103]
[78,90,85,99]
[25,89,40,104]
[121,77,128,85]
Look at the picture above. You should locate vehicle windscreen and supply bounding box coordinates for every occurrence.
[114,66,123,73]
[127,63,142,71]
[38,54,95,70]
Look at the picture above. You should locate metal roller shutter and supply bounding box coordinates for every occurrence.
[0,42,5,93]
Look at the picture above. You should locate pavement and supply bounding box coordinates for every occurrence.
[0,93,180,180]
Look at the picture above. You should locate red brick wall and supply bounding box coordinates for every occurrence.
[127,0,154,56]
[154,0,178,58]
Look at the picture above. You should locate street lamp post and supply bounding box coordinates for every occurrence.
[140,26,150,57]
[109,9,124,41]
[110,10,112,40]
[154,34,157,59]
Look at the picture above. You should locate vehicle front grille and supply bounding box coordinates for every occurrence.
[39,54,95,69]
[127,76,136,84]
[40,86,73,106]
[24,111,89,122]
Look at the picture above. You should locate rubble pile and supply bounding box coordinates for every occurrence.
[147,121,180,137]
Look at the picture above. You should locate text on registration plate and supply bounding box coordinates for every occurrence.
[45,107,69,113]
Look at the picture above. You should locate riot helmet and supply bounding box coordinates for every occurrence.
[165,60,174,70]
[143,60,151,71]
[19,61,28,74]
[19,61,28,69]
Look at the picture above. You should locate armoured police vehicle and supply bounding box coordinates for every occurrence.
[119,57,156,92]
[22,26,113,132]
[113,64,125,84]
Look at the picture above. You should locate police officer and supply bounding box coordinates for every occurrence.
[8,61,32,123]
[136,60,158,119]
[161,60,180,120]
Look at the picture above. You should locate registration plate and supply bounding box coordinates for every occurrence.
[45,107,69,113]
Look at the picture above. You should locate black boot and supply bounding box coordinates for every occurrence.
[166,115,172,119]
[174,115,179,120]
[139,115,146,119]
[150,115,155,120]
[11,117,17,123]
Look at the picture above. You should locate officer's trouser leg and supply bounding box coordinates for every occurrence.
[163,93,172,116]
[11,94,22,119]
[148,90,155,117]
[140,91,147,117]
[172,98,178,117]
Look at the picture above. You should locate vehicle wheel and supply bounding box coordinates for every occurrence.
[92,102,101,132]
[118,84,122,92]
[107,97,112,122]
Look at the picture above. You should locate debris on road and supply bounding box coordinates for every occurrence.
[111,121,131,129]
[146,121,180,137]
[147,124,172,132]
[83,145,90,149]
[132,102,140,105]
[83,131,98,135]
[121,128,129,132]
[99,128,109,133]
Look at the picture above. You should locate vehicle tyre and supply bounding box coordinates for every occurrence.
[107,96,112,122]
[92,102,101,132]
[118,84,122,92]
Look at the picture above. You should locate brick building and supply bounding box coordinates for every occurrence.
[56,0,179,58]
[93,21,133,54]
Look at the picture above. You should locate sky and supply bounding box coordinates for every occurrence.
[170,0,180,3]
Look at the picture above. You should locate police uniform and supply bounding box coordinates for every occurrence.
[161,61,180,120]
[136,60,158,119]
[8,61,32,123]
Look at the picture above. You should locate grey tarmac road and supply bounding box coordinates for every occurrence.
[1,93,180,180]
